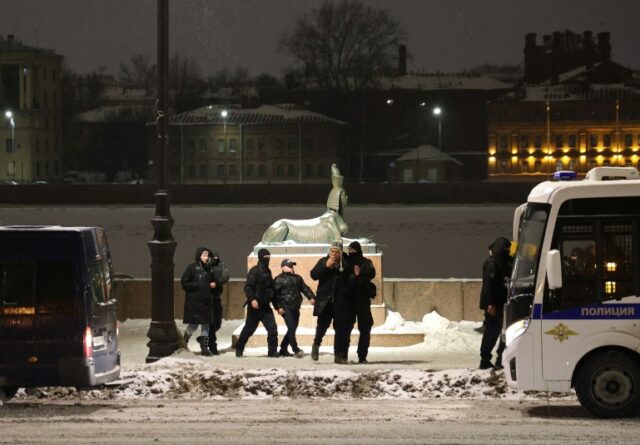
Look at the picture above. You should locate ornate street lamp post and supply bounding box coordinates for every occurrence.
[146,0,181,363]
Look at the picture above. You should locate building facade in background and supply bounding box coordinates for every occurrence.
[153,104,346,184]
[488,30,640,180]
[0,35,63,183]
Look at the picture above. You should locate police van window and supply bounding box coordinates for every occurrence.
[601,223,633,300]
[546,222,598,313]
[89,262,107,304]
[1,262,73,314]
[0,263,35,309]
[35,262,74,314]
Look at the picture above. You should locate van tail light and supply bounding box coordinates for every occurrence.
[83,327,93,358]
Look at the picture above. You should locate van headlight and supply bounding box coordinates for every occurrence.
[505,318,530,346]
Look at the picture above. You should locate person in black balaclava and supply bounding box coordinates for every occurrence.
[346,241,376,363]
[235,248,280,357]
[207,249,229,355]
[479,237,513,370]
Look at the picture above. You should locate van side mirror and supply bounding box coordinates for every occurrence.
[546,249,563,290]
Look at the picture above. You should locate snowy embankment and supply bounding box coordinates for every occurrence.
[14,312,572,402]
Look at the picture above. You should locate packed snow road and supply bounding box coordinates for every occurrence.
[2,398,638,444]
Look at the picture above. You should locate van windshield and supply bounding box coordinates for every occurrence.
[0,262,74,314]
[509,203,550,305]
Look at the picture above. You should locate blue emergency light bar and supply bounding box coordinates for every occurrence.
[553,170,578,181]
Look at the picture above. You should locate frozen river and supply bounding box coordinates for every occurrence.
[0,204,516,279]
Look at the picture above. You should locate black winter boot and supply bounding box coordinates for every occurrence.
[311,343,320,361]
[210,343,220,356]
[479,359,494,370]
[183,331,192,348]
[334,353,348,365]
[197,336,212,357]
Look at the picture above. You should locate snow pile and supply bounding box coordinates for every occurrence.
[422,311,482,352]
[14,358,571,402]
[379,310,406,331]
[10,313,572,402]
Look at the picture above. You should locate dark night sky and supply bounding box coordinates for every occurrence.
[2,0,639,77]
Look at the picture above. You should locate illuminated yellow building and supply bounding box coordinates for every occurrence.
[488,92,640,180]
[0,35,63,183]
[488,30,639,181]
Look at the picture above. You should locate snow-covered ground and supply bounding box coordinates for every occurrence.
[11,312,573,403]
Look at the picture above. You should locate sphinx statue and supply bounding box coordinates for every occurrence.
[261,164,349,244]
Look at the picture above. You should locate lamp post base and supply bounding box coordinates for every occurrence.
[146,321,182,363]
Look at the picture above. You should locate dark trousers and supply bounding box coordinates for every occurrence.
[209,298,223,348]
[314,302,334,347]
[333,299,354,356]
[236,307,278,354]
[352,299,374,360]
[279,308,301,352]
[480,310,505,363]
[314,300,352,356]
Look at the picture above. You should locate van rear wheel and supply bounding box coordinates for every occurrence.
[575,350,640,418]
[0,386,18,403]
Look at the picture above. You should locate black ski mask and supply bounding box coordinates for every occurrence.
[258,248,271,268]
[348,241,363,262]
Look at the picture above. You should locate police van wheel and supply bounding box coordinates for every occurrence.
[575,350,640,418]
[0,386,18,403]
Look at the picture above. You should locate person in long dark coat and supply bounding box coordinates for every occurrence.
[207,249,229,355]
[235,248,279,357]
[479,237,513,370]
[346,241,376,363]
[181,247,216,356]
[310,240,353,364]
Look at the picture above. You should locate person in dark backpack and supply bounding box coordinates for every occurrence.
[235,248,280,358]
[346,241,376,363]
[479,237,513,370]
[181,247,217,356]
[273,259,316,358]
[207,249,229,355]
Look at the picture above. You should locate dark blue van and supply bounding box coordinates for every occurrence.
[0,226,120,402]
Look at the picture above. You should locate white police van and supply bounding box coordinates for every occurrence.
[503,167,640,418]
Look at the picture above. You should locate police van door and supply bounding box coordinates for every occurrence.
[541,217,636,381]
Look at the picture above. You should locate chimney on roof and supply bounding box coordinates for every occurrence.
[597,32,611,61]
[583,31,594,69]
[398,45,407,76]
[524,33,537,82]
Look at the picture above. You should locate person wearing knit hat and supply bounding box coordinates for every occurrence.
[309,239,353,364]
[235,248,280,358]
[346,240,377,363]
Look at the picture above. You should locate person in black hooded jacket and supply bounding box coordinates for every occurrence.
[346,241,376,363]
[235,248,279,357]
[181,247,217,356]
[479,237,513,370]
[207,249,229,355]
[273,258,316,358]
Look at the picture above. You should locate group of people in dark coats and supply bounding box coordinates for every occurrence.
[310,240,376,364]
[228,240,377,363]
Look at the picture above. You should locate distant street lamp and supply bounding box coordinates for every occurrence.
[5,110,16,179]
[433,107,442,150]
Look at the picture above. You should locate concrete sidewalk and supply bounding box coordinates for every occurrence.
[119,318,481,371]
